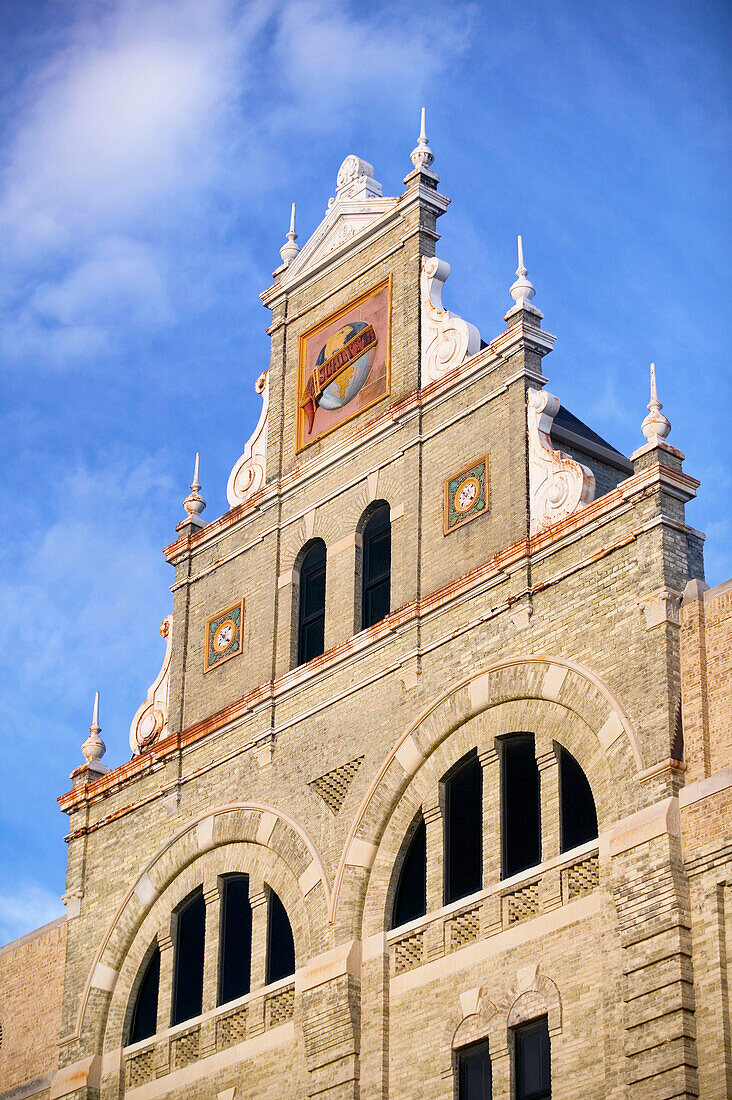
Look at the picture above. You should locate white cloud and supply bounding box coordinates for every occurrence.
[0,881,64,945]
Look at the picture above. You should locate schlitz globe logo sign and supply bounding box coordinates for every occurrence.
[297,277,391,449]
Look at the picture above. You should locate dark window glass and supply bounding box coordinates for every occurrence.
[171,890,205,1026]
[129,945,160,1044]
[219,875,252,1005]
[445,753,482,904]
[515,1018,551,1100]
[298,541,326,665]
[501,735,541,879]
[392,816,426,928]
[458,1040,492,1100]
[362,505,391,629]
[267,889,296,983]
[558,745,598,852]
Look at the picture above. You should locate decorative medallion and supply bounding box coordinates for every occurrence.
[297,277,391,450]
[444,456,490,534]
[204,599,244,672]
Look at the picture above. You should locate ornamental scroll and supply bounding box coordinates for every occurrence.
[421,257,481,385]
[227,371,269,508]
[527,388,595,536]
[129,615,173,756]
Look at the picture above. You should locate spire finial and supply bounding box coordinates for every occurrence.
[509,234,536,309]
[279,202,300,266]
[641,362,671,444]
[410,106,434,170]
[81,690,106,766]
[182,452,206,526]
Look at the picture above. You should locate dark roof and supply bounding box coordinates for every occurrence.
[552,404,626,459]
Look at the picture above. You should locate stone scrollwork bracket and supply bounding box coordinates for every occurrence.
[129,615,173,756]
[528,387,595,536]
[227,371,269,508]
[421,257,481,385]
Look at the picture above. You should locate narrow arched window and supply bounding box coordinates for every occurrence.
[218,875,252,1006]
[513,1017,551,1100]
[501,735,541,879]
[392,815,426,928]
[444,752,483,904]
[128,944,160,1044]
[171,889,205,1026]
[558,745,598,852]
[298,540,327,665]
[266,888,296,984]
[361,504,391,629]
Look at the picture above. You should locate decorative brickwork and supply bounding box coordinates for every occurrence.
[562,853,600,901]
[308,756,364,814]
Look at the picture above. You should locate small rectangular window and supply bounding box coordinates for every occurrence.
[514,1018,551,1100]
[458,1040,492,1099]
[501,735,541,879]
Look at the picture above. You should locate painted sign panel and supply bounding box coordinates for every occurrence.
[444,455,490,534]
[297,277,391,449]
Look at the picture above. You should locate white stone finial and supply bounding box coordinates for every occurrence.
[410,106,434,170]
[509,234,537,309]
[182,452,206,526]
[279,203,300,266]
[81,691,106,765]
[641,362,671,444]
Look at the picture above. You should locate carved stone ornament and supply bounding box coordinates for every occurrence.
[421,257,481,385]
[129,615,173,755]
[227,371,269,508]
[527,388,595,536]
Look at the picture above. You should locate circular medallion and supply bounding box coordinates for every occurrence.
[454,476,480,514]
[213,619,236,654]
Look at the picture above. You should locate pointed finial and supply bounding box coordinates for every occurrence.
[279,202,300,266]
[410,106,434,170]
[182,452,206,526]
[509,235,537,309]
[641,362,671,444]
[81,691,106,765]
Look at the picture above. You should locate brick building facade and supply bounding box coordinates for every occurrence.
[1,129,731,1100]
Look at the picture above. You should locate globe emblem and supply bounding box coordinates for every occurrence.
[315,321,377,410]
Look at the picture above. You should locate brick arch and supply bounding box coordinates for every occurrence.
[103,839,309,1053]
[333,656,642,928]
[67,802,330,1048]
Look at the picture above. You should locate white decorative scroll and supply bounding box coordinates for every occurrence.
[527,388,595,536]
[227,371,269,508]
[129,615,173,756]
[420,257,481,385]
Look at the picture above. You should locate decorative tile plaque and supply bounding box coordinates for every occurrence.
[204,599,244,672]
[444,455,489,534]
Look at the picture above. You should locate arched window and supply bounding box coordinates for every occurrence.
[128,943,160,1044]
[171,889,206,1026]
[266,888,296,983]
[501,735,541,879]
[297,540,327,666]
[558,745,598,851]
[444,752,483,904]
[218,875,252,1006]
[392,815,426,928]
[361,504,391,629]
[513,1017,551,1100]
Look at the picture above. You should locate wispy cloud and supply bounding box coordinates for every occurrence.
[0,881,64,946]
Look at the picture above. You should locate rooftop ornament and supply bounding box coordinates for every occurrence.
[182,452,206,528]
[410,107,434,171]
[641,362,671,445]
[279,203,300,267]
[81,691,106,767]
[509,235,537,311]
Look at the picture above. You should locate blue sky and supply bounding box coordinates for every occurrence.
[0,0,729,943]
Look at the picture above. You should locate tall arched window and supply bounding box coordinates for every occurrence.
[501,735,541,879]
[297,540,327,666]
[266,888,296,984]
[171,889,206,1026]
[444,752,483,904]
[558,744,598,851]
[361,504,391,630]
[128,943,160,1044]
[392,815,426,928]
[218,875,252,1006]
